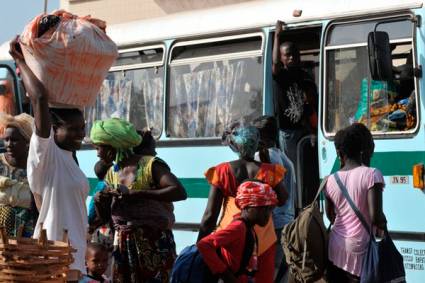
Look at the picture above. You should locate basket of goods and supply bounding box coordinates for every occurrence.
[19,10,118,108]
[0,224,75,282]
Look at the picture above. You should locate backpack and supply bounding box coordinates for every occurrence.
[281,177,328,283]
[171,219,257,283]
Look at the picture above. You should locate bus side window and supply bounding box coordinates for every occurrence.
[167,35,264,138]
[324,19,418,136]
[84,47,165,141]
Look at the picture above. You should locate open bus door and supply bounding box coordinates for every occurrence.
[271,25,322,213]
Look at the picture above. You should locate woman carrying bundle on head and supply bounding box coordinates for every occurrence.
[198,123,288,283]
[89,118,187,283]
[9,37,89,282]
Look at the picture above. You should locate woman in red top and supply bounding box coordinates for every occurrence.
[198,124,287,283]
[197,181,278,283]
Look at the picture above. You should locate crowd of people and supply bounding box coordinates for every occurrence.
[0,21,390,283]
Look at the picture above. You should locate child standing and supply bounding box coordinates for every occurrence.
[197,180,278,283]
[80,243,111,283]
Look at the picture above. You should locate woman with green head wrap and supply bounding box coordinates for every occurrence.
[198,122,288,283]
[89,118,187,283]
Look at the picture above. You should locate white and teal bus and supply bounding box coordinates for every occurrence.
[1,0,424,281]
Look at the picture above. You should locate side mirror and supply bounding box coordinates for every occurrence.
[368,31,393,81]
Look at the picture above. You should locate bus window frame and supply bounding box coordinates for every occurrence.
[110,44,165,71]
[83,44,166,145]
[322,13,420,139]
[165,32,265,140]
[0,63,23,115]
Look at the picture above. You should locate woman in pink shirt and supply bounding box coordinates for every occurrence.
[325,123,387,283]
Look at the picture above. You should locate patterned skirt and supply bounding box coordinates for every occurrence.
[112,226,176,283]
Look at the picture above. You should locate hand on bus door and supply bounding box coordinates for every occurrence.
[275,20,285,36]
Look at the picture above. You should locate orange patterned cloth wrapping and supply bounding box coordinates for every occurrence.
[19,10,118,108]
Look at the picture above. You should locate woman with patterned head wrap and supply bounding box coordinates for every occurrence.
[0,112,38,237]
[198,122,288,283]
[89,118,187,283]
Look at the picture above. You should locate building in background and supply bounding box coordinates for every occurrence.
[60,0,258,25]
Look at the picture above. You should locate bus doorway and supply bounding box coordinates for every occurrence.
[271,24,322,212]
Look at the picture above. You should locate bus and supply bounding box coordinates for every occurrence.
[2,0,425,281]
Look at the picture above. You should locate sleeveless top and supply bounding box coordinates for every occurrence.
[105,155,175,230]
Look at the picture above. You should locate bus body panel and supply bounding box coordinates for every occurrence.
[1,1,424,281]
[317,7,425,281]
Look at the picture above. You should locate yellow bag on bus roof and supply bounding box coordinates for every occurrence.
[19,10,118,108]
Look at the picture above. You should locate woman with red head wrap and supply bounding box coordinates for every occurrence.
[197,180,277,283]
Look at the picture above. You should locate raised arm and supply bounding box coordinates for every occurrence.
[9,36,50,138]
[272,20,284,76]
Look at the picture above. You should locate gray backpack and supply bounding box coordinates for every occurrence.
[281,178,328,283]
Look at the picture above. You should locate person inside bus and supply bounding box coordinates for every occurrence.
[324,123,386,283]
[9,37,89,282]
[355,47,416,132]
[198,123,288,283]
[272,20,318,167]
[197,180,278,283]
[253,115,295,283]
[0,113,38,237]
[89,118,187,283]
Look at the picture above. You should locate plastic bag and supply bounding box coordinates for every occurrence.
[19,10,118,108]
[0,176,32,209]
[354,79,396,131]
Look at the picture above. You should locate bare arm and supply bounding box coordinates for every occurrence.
[126,161,187,202]
[367,183,386,229]
[272,20,284,76]
[197,185,224,242]
[325,196,336,224]
[273,180,288,206]
[9,37,51,138]
[33,193,42,211]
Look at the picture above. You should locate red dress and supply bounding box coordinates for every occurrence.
[197,219,253,283]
